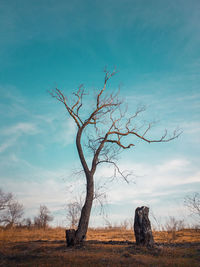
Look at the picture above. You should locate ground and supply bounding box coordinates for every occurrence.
[0,228,200,266]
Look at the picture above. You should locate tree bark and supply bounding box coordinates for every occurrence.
[134,206,154,247]
[66,175,94,246]
[66,229,76,247]
[74,174,94,244]
[66,127,94,246]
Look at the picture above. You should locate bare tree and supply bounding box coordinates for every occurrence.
[34,205,53,229]
[0,188,24,228]
[165,216,185,241]
[0,188,13,211]
[24,217,32,229]
[66,201,82,228]
[184,193,200,223]
[165,216,185,232]
[50,70,180,245]
[0,201,24,228]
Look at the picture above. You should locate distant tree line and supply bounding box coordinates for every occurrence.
[0,188,53,229]
[1,187,199,231]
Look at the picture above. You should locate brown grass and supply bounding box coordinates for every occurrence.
[0,227,200,266]
[87,228,200,243]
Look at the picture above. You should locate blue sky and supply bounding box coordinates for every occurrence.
[0,0,200,227]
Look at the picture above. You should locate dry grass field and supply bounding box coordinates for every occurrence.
[0,227,200,266]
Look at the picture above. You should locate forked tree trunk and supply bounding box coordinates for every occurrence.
[66,174,94,246]
[134,206,154,247]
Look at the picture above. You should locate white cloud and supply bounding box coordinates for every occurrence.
[94,157,199,205]
[56,118,76,146]
[182,121,200,139]
[0,137,17,153]
[0,122,39,153]
[0,157,76,217]
[157,158,190,172]
[1,122,39,136]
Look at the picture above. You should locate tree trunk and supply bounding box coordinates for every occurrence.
[65,127,95,246]
[66,174,94,246]
[134,206,154,247]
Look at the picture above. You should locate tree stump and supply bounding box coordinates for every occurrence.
[66,229,76,247]
[134,206,154,247]
[65,229,86,246]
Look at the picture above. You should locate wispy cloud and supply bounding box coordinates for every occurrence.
[1,122,39,136]
[0,122,39,154]
[0,137,18,153]
[54,118,76,146]
[95,157,199,204]
[182,121,200,135]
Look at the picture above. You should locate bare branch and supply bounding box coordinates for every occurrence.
[97,69,117,108]
[96,159,133,183]
[107,127,180,145]
[184,193,200,220]
[49,88,83,128]
[106,139,135,149]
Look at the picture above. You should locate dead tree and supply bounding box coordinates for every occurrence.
[184,193,200,223]
[50,70,180,246]
[0,188,13,211]
[0,188,24,228]
[34,205,53,229]
[66,201,82,229]
[134,206,154,247]
[0,201,24,228]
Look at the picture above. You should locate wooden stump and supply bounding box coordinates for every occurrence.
[66,229,76,247]
[65,229,86,247]
[134,206,154,247]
